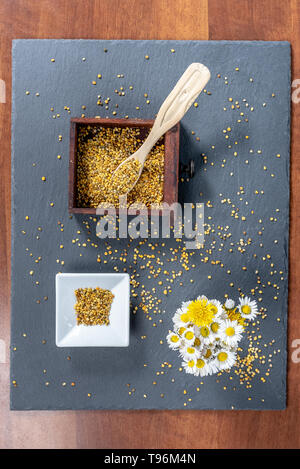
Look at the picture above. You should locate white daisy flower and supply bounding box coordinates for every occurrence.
[238,296,258,320]
[206,359,219,375]
[219,319,244,347]
[193,335,204,351]
[194,357,218,377]
[172,308,190,328]
[169,295,251,379]
[196,295,208,302]
[197,325,214,344]
[202,346,215,361]
[181,301,190,311]
[182,358,197,375]
[181,326,196,345]
[179,344,200,362]
[214,348,237,371]
[224,298,235,310]
[209,299,223,318]
[175,324,188,338]
[193,357,210,377]
[166,331,181,350]
[209,317,223,339]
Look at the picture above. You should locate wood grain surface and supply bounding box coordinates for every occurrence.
[0,0,299,449]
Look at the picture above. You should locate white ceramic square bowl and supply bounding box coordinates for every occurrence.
[56,273,130,347]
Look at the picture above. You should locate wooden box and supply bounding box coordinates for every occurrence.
[69,118,180,215]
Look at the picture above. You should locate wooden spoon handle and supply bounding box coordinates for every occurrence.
[142,63,210,154]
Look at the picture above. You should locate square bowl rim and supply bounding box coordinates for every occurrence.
[55,272,130,348]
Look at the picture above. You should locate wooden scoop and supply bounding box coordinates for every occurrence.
[111,63,211,196]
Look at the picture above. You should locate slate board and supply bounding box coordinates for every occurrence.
[11,40,290,410]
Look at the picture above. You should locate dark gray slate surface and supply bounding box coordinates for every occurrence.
[11,40,290,410]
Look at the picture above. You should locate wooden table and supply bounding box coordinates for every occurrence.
[0,0,299,449]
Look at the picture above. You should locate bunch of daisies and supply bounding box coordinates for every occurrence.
[166,295,258,377]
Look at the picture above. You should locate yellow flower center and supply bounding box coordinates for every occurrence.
[186,299,216,327]
[225,327,235,337]
[217,352,228,362]
[227,309,246,327]
[178,327,186,336]
[170,335,179,343]
[204,349,212,359]
[210,305,218,315]
[241,305,251,315]
[185,331,194,340]
[187,347,195,355]
[196,359,205,369]
[188,360,195,368]
[194,337,201,347]
[211,322,219,333]
[180,313,189,323]
[200,326,210,338]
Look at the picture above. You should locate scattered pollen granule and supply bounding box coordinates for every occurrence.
[76,126,165,208]
[74,287,114,326]
[110,158,142,196]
